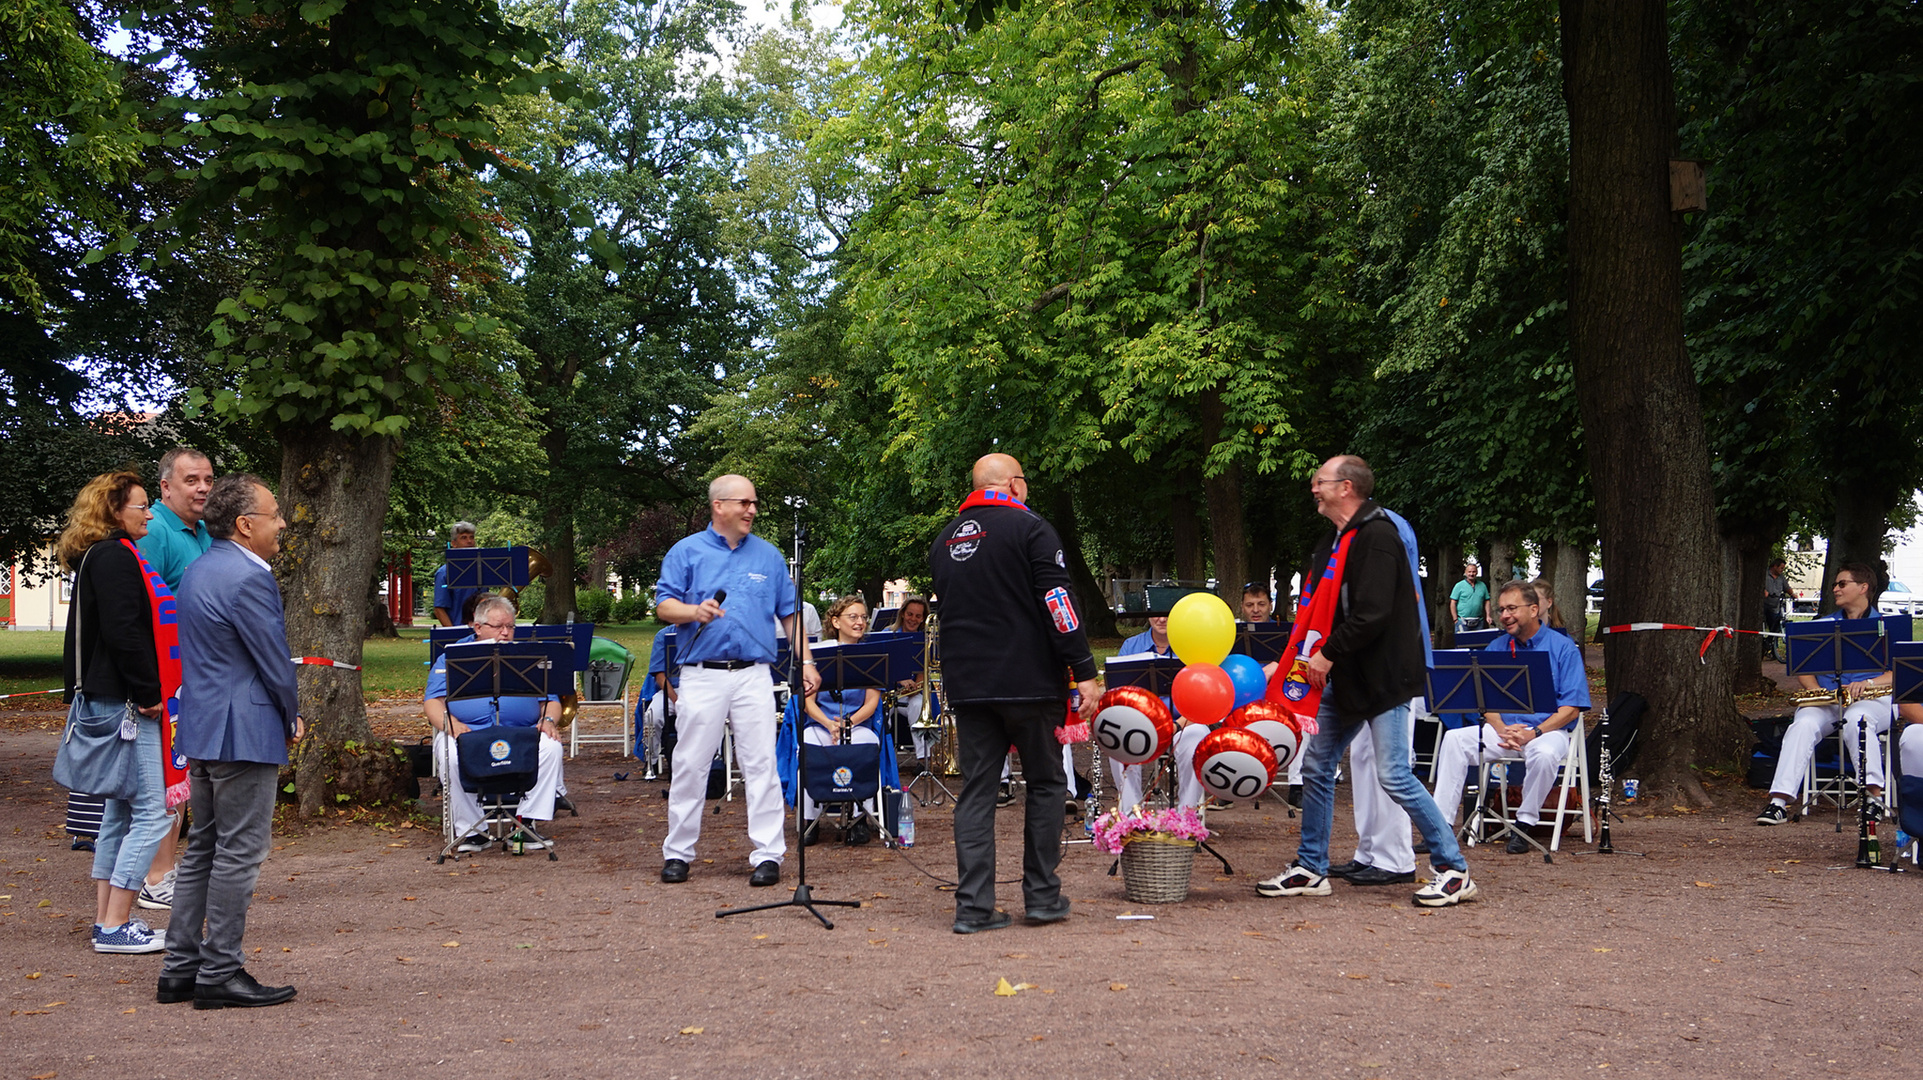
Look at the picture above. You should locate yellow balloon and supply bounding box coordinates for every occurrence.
[1167,592,1236,666]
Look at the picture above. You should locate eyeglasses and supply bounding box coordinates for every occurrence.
[126,502,151,513]
[1496,603,1536,614]
[1834,578,1864,588]
[1310,477,1346,489]
[716,498,758,509]
[240,511,282,521]
[477,621,516,631]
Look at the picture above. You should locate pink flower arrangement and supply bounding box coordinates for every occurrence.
[1090,804,1212,855]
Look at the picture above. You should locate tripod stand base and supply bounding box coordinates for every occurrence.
[716,883,863,929]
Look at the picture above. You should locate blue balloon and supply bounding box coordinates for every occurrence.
[1221,654,1268,710]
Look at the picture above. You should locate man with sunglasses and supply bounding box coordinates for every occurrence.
[654,475,817,888]
[1756,562,1894,825]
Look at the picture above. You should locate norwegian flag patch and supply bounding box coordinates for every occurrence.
[1044,587,1079,633]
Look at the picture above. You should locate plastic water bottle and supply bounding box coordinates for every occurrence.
[897,793,915,848]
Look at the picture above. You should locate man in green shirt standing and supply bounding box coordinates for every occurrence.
[127,446,216,913]
[137,447,215,590]
[1448,561,1492,631]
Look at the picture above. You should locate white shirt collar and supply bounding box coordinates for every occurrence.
[231,539,272,574]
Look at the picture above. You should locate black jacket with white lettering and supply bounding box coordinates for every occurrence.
[929,499,1099,704]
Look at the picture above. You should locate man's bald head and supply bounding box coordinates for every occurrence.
[971,453,1025,492]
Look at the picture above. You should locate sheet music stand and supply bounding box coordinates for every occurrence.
[807,638,920,843]
[1426,647,1560,863]
[442,546,533,590]
[436,640,573,862]
[1233,622,1292,666]
[1454,628,1505,650]
[1102,656,1232,875]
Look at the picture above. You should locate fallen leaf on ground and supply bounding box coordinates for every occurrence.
[752,934,768,940]
[1346,974,1369,980]
[1593,948,1613,953]
[26,972,41,980]
[994,978,1018,997]
[1013,983,1038,991]
[1109,983,1128,992]
[1694,881,1716,888]
[679,1027,704,1035]
[442,941,460,948]
[30,1073,56,1079]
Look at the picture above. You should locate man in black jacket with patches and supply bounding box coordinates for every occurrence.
[931,453,1101,934]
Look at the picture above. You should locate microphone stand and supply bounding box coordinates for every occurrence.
[716,502,860,929]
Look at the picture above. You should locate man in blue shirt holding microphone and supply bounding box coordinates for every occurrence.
[654,475,818,888]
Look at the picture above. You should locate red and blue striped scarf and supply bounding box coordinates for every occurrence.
[122,540,188,809]
[1265,529,1358,734]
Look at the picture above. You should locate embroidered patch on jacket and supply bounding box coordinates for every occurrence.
[1044,587,1079,632]
[947,519,984,561]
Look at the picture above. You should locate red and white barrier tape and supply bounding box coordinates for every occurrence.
[1598,622,1781,663]
[292,656,362,671]
[0,688,61,701]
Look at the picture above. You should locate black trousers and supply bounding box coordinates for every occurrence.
[951,699,1067,918]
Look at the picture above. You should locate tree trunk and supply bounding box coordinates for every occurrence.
[1562,0,1745,803]
[1726,533,1773,693]
[1203,472,1247,610]
[1050,487,1118,639]
[1821,485,1895,613]
[1435,542,1460,648]
[1488,537,1518,586]
[1170,483,1206,585]
[280,427,411,815]
[1550,537,1590,648]
[539,495,578,624]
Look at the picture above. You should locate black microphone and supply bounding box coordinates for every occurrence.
[680,590,727,654]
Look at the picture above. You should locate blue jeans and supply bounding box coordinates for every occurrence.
[86,697,171,892]
[1296,697,1466,874]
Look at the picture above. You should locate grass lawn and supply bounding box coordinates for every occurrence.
[1,620,671,704]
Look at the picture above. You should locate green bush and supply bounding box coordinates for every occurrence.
[575,587,614,625]
[515,582,545,619]
[611,593,650,624]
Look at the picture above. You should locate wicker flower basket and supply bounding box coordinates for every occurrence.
[1118,832,1197,903]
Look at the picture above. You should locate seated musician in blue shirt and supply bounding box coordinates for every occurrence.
[800,596,884,845]
[638,623,679,780]
[1755,562,1894,825]
[423,596,565,851]
[1429,580,1591,853]
[1113,614,1214,809]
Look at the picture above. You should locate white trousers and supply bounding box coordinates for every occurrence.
[1900,724,1923,778]
[662,666,785,868]
[435,729,564,837]
[801,724,880,821]
[1768,697,1895,798]
[1432,723,1572,827]
[641,691,670,762]
[895,693,932,758]
[1349,700,1419,874]
[1110,724,1210,810]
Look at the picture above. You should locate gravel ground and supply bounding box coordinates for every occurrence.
[3,675,1920,1079]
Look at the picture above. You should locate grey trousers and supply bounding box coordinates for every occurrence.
[952,700,1067,919]
[162,759,279,984]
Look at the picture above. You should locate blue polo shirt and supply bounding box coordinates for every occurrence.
[136,502,211,590]
[654,526,796,665]
[423,634,555,728]
[1118,631,1173,659]
[645,624,681,690]
[432,560,481,624]
[1483,623,1591,727]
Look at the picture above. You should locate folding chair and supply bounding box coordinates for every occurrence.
[1801,722,1894,823]
[1465,717,1593,853]
[436,725,558,863]
[570,636,635,758]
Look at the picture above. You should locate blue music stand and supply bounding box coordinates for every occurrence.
[442,546,532,590]
[1785,615,1907,684]
[1426,647,1560,862]
[428,626,471,663]
[1454,628,1505,650]
[436,639,573,863]
[520,622,595,673]
[1233,622,1292,665]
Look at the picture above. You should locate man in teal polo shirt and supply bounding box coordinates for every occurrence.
[1448,561,1492,632]
[129,446,215,912]
[137,447,214,590]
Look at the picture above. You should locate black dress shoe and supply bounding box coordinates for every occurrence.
[1413,840,1431,855]
[1025,899,1071,924]
[1345,865,1417,886]
[555,794,578,817]
[1286,784,1304,808]
[846,822,872,846]
[193,970,296,1010]
[660,858,690,883]
[952,910,1012,934]
[1326,860,1367,880]
[1506,832,1534,855]
[749,860,781,887]
[156,974,197,1004]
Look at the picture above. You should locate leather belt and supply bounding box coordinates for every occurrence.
[697,660,760,671]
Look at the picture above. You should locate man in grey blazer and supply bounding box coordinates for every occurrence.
[158,474,303,1009]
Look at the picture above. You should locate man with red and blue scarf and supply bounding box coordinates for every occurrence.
[1257,456,1478,908]
[931,453,1100,934]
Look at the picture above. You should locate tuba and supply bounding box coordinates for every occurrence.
[923,612,962,775]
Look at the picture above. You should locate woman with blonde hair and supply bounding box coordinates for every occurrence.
[1530,577,1565,630]
[59,471,179,954]
[800,595,884,844]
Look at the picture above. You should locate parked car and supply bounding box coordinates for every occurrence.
[1878,580,1922,617]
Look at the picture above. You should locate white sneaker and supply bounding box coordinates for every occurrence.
[94,921,164,954]
[1255,864,1331,897]
[137,868,176,910]
[1413,867,1479,907]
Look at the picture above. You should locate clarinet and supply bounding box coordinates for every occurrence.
[1856,696,1875,868]
[1595,706,1614,854]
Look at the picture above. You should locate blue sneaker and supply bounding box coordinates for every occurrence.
[95,920,164,954]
